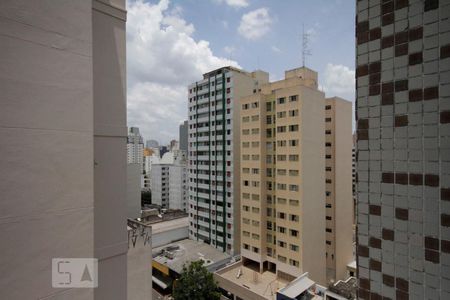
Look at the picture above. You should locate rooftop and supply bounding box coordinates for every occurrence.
[151,217,188,235]
[277,272,319,299]
[327,277,357,300]
[152,239,230,274]
[215,262,289,299]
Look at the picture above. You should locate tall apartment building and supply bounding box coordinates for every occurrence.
[355,1,450,299]
[0,1,128,299]
[238,67,352,286]
[188,66,269,255]
[324,97,354,282]
[151,164,170,208]
[151,152,188,211]
[127,127,144,172]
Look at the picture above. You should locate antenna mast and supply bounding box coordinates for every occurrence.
[302,24,311,67]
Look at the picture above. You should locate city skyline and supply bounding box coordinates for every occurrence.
[126,0,356,143]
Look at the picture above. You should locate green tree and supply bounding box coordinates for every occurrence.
[172,260,221,300]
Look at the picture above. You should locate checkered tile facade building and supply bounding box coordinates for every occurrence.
[355,0,450,299]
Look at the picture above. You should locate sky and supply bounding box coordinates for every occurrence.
[127,0,356,144]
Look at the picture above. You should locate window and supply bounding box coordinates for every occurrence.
[290,214,299,222]
[289,259,299,267]
[277,183,286,190]
[290,244,299,252]
[289,155,299,161]
[289,125,299,132]
[290,229,298,237]
[243,142,250,148]
[326,216,332,220]
[277,111,286,118]
[242,129,250,135]
[278,240,286,247]
[266,102,272,112]
[325,117,332,122]
[278,226,286,234]
[277,155,286,161]
[252,168,259,174]
[289,139,298,146]
[326,142,332,147]
[251,115,259,121]
[289,199,299,206]
[325,130,332,135]
[289,184,299,192]
[326,228,332,233]
[243,243,249,250]
[278,255,287,263]
[326,240,332,245]
[325,105,332,110]
[289,109,299,117]
[252,194,259,201]
[243,205,249,211]
[242,103,249,110]
[278,212,286,219]
[277,140,287,147]
[251,128,259,134]
[242,116,250,122]
[289,170,299,176]
[277,126,286,133]
[277,169,287,176]
[289,95,298,102]
[277,97,286,104]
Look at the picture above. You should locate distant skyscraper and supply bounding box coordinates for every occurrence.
[179,120,188,152]
[356,1,450,299]
[188,66,270,255]
[127,127,144,172]
[146,139,159,149]
[169,139,179,151]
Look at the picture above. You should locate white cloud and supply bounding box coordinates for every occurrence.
[322,63,355,98]
[127,0,239,143]
[238,8,273,40]
[271,45,281,53]
[224,46,236,54]
[214,0,249,8]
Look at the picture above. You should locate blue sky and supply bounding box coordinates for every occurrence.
[127,0,355,144]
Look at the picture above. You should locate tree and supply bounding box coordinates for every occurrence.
[172,260,221,300]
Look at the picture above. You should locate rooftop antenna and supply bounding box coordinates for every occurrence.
[302,23,312,67]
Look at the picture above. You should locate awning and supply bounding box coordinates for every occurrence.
[152,276,169,289]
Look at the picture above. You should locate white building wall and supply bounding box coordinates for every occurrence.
[169,164,188,212]
[150,164,169,208]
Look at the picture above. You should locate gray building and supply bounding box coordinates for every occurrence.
[355,1,450,299]
[179,120,188,152]
[0,1,128,299]
[127,127,144,173]
[151,152,187,211]
[187,66,269,255]
[146,139,159,149]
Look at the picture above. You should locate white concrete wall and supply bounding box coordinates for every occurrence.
[127,163,142,219]
[92,0,128,298]
[152,226,189,248]
[0,1,95,299]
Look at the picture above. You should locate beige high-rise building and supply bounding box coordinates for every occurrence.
[324,97,354,282]
[0,1,129,299]
[236,67,353,288]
